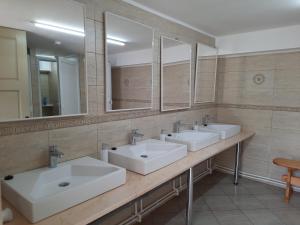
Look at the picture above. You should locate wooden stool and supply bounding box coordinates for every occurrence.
[273,158,300,203]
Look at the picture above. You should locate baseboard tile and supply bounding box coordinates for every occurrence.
[215,165,300,192]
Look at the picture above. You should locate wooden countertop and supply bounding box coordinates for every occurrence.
[2,131,255,225]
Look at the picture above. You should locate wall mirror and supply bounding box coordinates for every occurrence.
[105,12,154,112]
[194,43,218,103]
[161,37,191,111]
[0,0,86,122]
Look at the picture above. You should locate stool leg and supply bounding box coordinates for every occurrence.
[285,168,293,203]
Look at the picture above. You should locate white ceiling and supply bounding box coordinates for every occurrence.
[124,0,300,36]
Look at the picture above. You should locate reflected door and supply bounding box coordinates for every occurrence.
[0,27,30,121]
[58,57,80,115]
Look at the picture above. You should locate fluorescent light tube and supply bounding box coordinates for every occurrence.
[34,20,85,37]
[36,54,56,59]
[107,39,125,46]
[107,35,127,43]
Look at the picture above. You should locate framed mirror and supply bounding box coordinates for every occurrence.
[0,0,87,122]
[194,43,218,103]
[161,37,192,111]
[104,12,154,112]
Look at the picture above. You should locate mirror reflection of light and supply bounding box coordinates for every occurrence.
[107,39,125,46]
[34,20,85,37]
[107,35,127,42]
[36,54,56,60]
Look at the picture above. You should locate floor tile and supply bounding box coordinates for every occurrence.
[196,183,225,196]
[242,209,285,225]
[204,196,238,211]
[192,196,211,212]
[213,209,253,225]
[190,211,220,225]
[155,197,184,214]
[289,192,300,208]
[271,208,300,225]
[242,182,277,195]
[138,172,298,225]
[230,195,266,210]
[152,212,185,225]
[255,194,293,209]
[221,184,252,196]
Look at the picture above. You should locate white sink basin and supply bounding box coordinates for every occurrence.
[166,130,220,151]
[1,157,126,223]
[108,139,187,175]
[198,123,241,139]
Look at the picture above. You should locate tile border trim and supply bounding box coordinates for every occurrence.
[0,103,216,137]
[217,103,300,112]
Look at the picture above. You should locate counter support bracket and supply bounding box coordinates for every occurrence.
[234,142,242,185]
[186,167,193,225]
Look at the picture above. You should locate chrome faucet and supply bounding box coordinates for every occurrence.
[130,129,144,145]
[202,114,211,126]
[174,120,193,133]
[48,145,64,168]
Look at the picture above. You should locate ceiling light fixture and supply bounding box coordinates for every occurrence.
[107,39,125,46]
[34,20,85,37]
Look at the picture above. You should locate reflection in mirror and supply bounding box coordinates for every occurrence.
[194,43,218,103]
[0,0,86,122]
[161,37,191,111]
[105,12,153,112]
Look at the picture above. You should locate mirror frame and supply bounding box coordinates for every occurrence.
[0,2,88,123]
[160,36,192,112]
[104,12,154,113]
[194,43,218,104]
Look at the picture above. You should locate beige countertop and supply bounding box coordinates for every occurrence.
[2,131,255,225]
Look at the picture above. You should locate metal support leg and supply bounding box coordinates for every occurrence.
[186,168,193,225]
[234,142,241,185]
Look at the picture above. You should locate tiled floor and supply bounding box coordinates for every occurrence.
[139,172,300,225]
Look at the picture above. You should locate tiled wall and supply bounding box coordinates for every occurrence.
[111,64,152,109]
[0,0,215,177]
[162,61,190,109]
[215,51,300,182]
[195,58,216,103]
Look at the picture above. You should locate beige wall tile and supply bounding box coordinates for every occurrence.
[95,22,104,54]
[86,53,97,85]
[0,131,49,176]
[85,18,96,53]
[273,88,300,107]
[244,54,276,71]
[98,120,132,150]
[49,125,98,161]
[274,52,300,70]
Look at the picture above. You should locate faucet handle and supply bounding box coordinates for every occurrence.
[132,129,139,134]
[49,145,58,152]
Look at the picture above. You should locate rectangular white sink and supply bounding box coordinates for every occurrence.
[198,123,241,139]
[108,139,187,175]
[1,157,126,223]
[166,130,220,151]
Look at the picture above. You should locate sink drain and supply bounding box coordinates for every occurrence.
[140,154,148,158]
[58,182,70,187]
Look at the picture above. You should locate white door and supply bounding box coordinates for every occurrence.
[0,27,30,121]
[58,57,80,115]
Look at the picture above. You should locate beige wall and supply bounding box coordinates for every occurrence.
[111,64,152,110]
[0,0,215,177]
[162,61,190,110]
[195,58,216,103]
[215,51,300,182]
